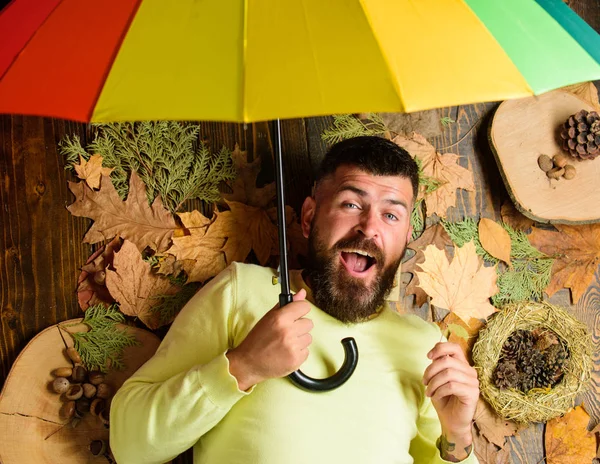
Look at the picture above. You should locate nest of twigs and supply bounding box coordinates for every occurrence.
[472,301,592,424]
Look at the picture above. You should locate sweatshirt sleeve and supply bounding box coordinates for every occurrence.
[409,397,479,464]
[110,265,251,464]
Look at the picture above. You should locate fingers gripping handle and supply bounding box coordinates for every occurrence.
[288,337,359,392]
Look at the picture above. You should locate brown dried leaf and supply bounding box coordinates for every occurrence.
[392,132,475,218]
[416,241,498,324]
[529,224,600,304]
[267,205,308,269]
[545,406,596,464]
[402,224,453,307]
[76,237,121,310]
[166,210,228,283]
[67,172,179,253]
[223,144,275,208]
[500,200,533,232]
[473,398,519,449]
[227,201,278,266]
[437,312,485,362]
[472,426,511,464]
[479,218,511,265]
[74,154,114,190]
[105,240,180,329]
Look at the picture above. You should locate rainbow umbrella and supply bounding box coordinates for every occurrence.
[1,0,599,123]
[1,0,599,392]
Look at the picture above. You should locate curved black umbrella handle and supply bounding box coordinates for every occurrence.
[288,337,358,392]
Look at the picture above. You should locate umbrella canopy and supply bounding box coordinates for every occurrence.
[1,0,599,123]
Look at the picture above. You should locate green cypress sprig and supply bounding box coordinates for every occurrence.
[321,114,388,144]
[59,121,236,212]
[63,305,139,373]
[441,218,554,306]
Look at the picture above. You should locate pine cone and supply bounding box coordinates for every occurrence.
[517,348,545,392]
[543,343,569,386]
[560,109,600,160]
[493,359,519,390]
[501,330,534,360]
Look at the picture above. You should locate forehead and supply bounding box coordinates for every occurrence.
[317,165,414,199]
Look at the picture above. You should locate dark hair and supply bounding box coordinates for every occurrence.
[316,136,419,201]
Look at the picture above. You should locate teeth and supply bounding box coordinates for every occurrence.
[345,249,373,258]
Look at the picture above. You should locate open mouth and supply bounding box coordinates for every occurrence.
[340,249,377,276]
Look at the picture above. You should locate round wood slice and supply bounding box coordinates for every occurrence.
[0,319,161,463]
[489,89,600,224]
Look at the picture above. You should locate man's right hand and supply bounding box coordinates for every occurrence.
[226,288,313,391]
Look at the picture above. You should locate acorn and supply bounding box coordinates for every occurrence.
[538,154,553,172]
[52,377,70,394]
[90,398,106,417]
[89,439,108,457]
[552,153,569,168]
[66,347,81,364]
[52,367,73,378]
[72,365,87,383]
[547,167,565,179]
[564,164,576,180]
[82,383,97,399]
[65,384,84,401]
[76,398,91,415]
[88,371,105,386]
[60,401,76,419]
[95,383,112,399]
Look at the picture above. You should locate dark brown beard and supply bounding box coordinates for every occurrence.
[305,225,403,324]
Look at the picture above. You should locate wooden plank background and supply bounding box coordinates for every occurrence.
[1,1,599,462]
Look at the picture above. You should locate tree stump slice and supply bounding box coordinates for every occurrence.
[489,89,600,224]
[0,319,161,463]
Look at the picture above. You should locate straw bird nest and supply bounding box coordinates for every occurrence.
[472,301,593,424]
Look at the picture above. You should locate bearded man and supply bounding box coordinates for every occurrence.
[110,136,480,464]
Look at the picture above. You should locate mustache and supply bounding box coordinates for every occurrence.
[332,236,384,264]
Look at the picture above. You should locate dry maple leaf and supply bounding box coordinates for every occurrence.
[479,218,511,266]
[402,224,453,307]
[473,398,519,449]
[500,200,533,232]
[416,241,498,324]
[74,154,114,190]
[223,144,276,209]
[545,406,597,464]
[472,426,511,464]
[437,312,484,362]
[392,132,475,218]
[226,201,278,266]
[166,210,228,283]
[105,240,181,329]
[529,224,600,304]
[67,172,179,253]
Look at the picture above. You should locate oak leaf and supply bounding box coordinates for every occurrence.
[473,398,519,449]
[545,406,596,464]
[166,210,228,283]
[529,224,600,304]
[500,200,533,232]
[472,426,511,464]
[402,224,453,307]
[479,218,511,266]
[74,154,114,190]
[223,144,275,208]
[392,132,475,218]
[416,241,498,324]
[67,172,179,253]
[105,240,181,329]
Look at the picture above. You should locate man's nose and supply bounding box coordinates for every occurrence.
[356,209,379,239]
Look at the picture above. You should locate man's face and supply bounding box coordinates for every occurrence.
[301,165,414,323]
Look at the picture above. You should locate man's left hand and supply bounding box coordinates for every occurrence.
[422,342,479,458]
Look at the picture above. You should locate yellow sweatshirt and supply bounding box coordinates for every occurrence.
[110,263,477,464]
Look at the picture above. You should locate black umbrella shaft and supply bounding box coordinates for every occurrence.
[274,119,292,307]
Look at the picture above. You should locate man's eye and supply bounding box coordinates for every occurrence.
[343,203,359,209]
[384,213,398,221]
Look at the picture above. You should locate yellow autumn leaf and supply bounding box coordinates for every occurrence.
[74,154,114,190]
[478,218,511,265]
[416,241,498,324]
[545,406,596,464]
